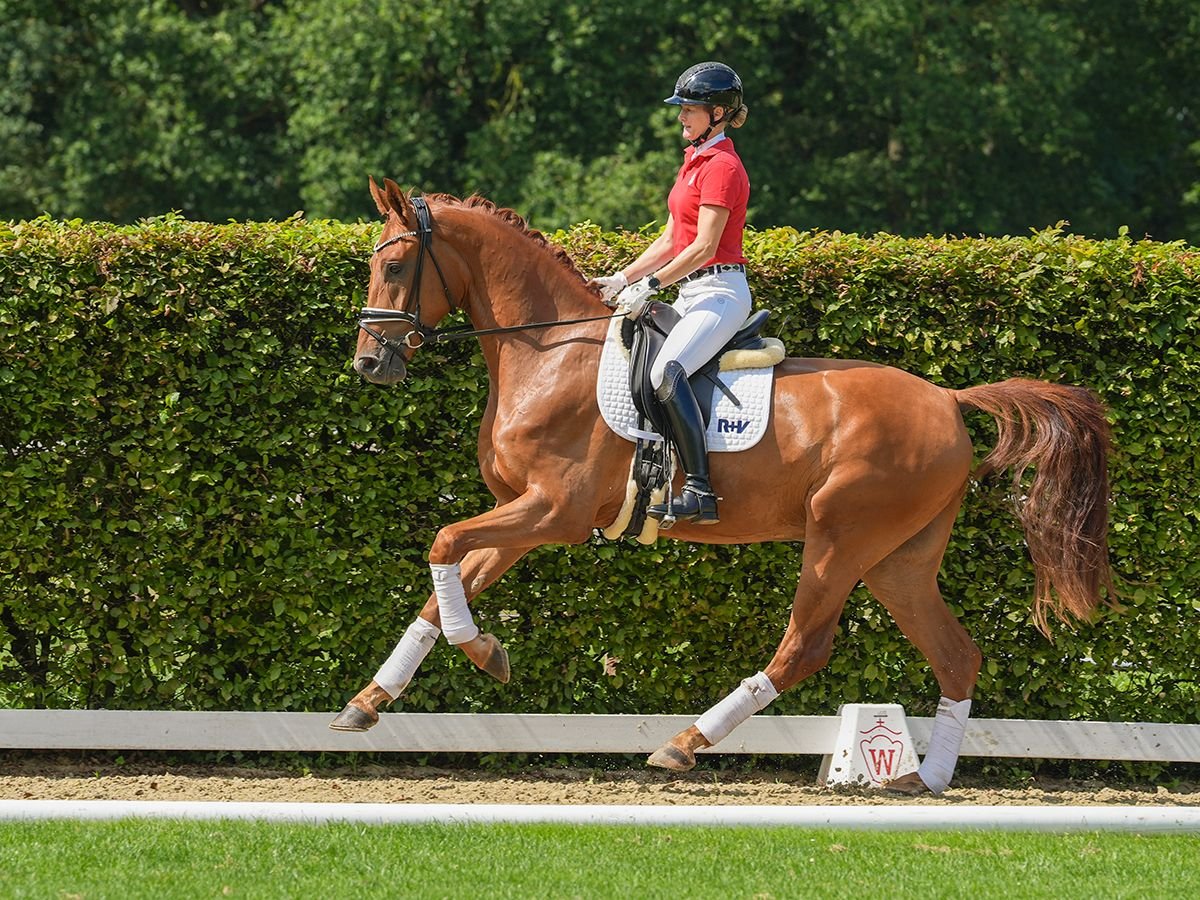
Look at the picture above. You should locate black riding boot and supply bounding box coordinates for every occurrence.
[647,360,719,525]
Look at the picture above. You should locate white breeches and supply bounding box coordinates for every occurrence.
[649,271,753,390]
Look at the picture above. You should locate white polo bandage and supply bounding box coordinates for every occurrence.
[694,671,779,746]
[431,562,480,645]
[373,617,441,699]
[917,696,972,794]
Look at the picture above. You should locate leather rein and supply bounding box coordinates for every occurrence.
[358,196,619,353]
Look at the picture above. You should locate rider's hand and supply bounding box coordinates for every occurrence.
[615,276,658,320]
[593,272,628,306]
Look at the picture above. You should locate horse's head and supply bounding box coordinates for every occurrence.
[354,178,465,385]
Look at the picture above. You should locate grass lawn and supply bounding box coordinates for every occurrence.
[1,819,1198,899]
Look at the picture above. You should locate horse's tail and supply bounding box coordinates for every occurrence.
[955,377,1115,634]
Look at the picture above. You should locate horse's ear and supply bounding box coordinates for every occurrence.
[368,176,389,216]
[382,178,413,226]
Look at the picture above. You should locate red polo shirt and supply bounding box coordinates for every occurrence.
[667,135,750,265]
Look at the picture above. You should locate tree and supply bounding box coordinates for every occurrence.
[0,0,293,222]
[1,0,1197,242]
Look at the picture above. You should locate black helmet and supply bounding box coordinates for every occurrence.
[664,62,743,111]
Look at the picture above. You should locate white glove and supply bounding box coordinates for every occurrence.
[615,276,658,320]
[593,272,628,304]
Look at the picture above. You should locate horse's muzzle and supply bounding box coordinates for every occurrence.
[354,349,408,385]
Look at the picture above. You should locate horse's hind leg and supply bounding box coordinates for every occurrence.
[646,461,970,773]
[648,534,863,772]
[861,493,981,794]
[329,546,528,732]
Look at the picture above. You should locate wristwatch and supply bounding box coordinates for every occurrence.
[647,275,661,291]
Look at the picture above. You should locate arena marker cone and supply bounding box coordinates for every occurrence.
[818,703,919,787]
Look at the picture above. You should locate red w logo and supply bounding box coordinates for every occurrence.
[858,734,905,784]
[866,747,897,775]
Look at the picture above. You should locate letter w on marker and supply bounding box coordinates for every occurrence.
[867,748,897,776]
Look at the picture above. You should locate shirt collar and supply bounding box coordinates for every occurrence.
[688,132,728,157]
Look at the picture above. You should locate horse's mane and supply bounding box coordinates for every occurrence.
[425,192,602,298]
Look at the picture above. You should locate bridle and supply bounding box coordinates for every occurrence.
[357,195,619,354]
[358,196,454,352]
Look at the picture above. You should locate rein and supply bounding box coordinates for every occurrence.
[359,196,619,351]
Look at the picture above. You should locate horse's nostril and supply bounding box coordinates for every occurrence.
[355,355,378,375]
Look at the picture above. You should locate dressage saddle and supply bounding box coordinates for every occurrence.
[624,302,772,440]
[614,302,771,537]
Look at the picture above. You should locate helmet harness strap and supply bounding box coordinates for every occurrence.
[691,106,734,150]
[690,105,736,148]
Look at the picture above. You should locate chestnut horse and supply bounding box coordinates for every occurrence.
[331,179,1113,794]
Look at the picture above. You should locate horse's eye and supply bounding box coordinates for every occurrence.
[386,261,405,277]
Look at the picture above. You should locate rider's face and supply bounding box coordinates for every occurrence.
[678,103,723,143]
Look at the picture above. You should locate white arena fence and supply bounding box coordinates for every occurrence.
[2,710,1198,763]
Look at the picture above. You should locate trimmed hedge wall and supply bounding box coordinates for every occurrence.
[2,216,1198,725]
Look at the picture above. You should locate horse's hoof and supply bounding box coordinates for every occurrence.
[328,701,378,732]
[647,744,696,772]
[881,772,930,795]
[477,633,510,684]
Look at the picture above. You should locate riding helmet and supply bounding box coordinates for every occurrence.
[664,62,743,111]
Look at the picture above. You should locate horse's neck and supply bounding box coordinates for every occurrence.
[453,219,605,382]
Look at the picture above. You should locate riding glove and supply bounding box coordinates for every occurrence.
[593,272,628,304]
[615,276,658,320]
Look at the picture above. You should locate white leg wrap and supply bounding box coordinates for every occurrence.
[431,562,480,645]
[694,671,779,746]
[372,617,441,699]
[917,696,972,794]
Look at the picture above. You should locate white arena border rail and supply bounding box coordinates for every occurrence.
[4,711,1199,831]
[2,799,1200,832]
[2,709,1198,761]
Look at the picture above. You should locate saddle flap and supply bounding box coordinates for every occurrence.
[627,301,679,434]
[627,303,772,433]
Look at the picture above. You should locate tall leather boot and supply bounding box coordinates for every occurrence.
[648,360,719,525]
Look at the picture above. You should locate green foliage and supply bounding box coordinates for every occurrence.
[3,1,1200,240]
[2,218,1198,727]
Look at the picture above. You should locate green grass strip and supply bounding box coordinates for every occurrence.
[2,820,1199,899]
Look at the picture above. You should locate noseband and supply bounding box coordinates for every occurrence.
[357,195,620,356]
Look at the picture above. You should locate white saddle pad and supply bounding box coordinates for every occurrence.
[595,316,775,452]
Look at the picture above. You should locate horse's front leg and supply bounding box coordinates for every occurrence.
[329,545,529,732]
[426,487,593,671]
[332,489,589,732]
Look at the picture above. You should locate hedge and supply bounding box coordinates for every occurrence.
[1,215,1197,727]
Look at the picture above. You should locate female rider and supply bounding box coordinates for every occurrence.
[595,61,752,526]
